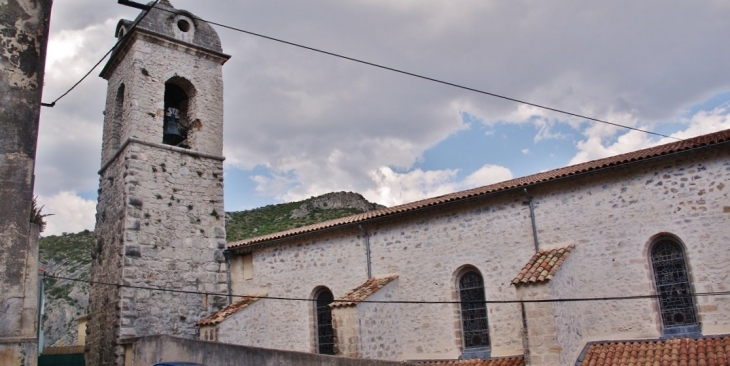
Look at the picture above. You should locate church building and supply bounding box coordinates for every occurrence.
[84,1,730,365]
[202,129,730,365]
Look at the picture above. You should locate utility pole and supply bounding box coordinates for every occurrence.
[0,1,53,365]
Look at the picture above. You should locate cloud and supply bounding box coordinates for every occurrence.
[362,164,513,207]
[37,192,96,236]
[35,0,730,230]
[363,167,458,207]
[569,103,730,165]
[462,165,514,189]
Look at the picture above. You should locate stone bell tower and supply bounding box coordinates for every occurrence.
[86,1,230,365]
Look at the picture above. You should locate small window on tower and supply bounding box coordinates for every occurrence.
[177,19,190,32]
[172,14,195,42]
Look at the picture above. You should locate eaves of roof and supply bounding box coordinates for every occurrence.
[228,128,730,251]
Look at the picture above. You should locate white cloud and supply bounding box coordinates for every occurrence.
[362,164,513,207]
[34,0,730,229]
[569,103,730,165]
[37,192,96,236]
[521,148,530,155]
[363,167,460,207]
[462,165,514,189]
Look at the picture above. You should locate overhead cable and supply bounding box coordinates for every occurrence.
[153,7,679,141]
[44,274,729,305]
[41,0,161,107]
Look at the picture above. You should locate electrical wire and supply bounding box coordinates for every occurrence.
[43,3,679,141]
[44,274,730,305]
[40,0,161,107]
[152,7,679,141]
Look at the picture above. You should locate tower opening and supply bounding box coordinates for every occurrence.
[163,81,192,148]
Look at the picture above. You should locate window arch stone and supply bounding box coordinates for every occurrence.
[650,237,699,335]
[456,267,490,357]
[313,287,335,355]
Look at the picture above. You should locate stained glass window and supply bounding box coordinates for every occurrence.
[315,289,335,355]
[459,271,490,349]
[651,240,698,329]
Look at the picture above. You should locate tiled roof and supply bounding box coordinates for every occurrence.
[578,335,730,366]
[512,245,574,286]
[197,294,264,326]
[330,275,399,308]
[413,356,525,365]
[228,128,730,250]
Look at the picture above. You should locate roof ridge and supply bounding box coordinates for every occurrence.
[229,128,730,249]
[512,245,575,286]
[197,293,266,326]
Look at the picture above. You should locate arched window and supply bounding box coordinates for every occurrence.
[314,288,335,355]
[163,77,195,148]
[651,239,698,332]
[111,84,124,151]
[459,270,490,351]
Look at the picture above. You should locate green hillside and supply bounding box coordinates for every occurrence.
[226,205,361,241]
[38,191,384,345]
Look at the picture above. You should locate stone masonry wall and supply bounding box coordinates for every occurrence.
[332,306,360,357]
[0,1,51,365]
[118,142,227,338]
[101,33,226,164]
[225,143,730,365]
[518,144,730,365]
[217,298,272,348]
[229,192,533,360]
[226,228,371,353]
[88,144,131,366]
[368,196,531,360]
[516,285,561,366]
[357,280,401,360]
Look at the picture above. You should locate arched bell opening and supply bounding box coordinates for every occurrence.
[162,77,196,148]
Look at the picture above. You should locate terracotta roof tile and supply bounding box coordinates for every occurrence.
[413,356,525,365]
[578,335,730,366]
[197,294,264,326]
[330,275,398,308]
[228,128,730,250]
[512,245,574,286]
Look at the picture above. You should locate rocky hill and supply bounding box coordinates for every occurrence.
[39,191,384,346]
[39,230,93,347]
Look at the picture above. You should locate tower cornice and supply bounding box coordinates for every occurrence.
[100,28,231,80]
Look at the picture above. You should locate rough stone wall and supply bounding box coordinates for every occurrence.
[224,143,730,364]
[368,197,530,360]
[87,143,128,366]
[332,306,359,357]
[535,146,730,365]
[227,194,532,360]
[516,285,560,366]
[129,334,406,366]
[225,228,370,353]
[101,33,226,163]
[0,1,52,365]
[217,298,272,348]
[545,252,587,366]
[357,280,401,360]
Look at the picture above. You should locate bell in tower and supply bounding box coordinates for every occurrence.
[87,1,231,365]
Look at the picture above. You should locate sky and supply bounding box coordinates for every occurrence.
[35,0,730,236]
